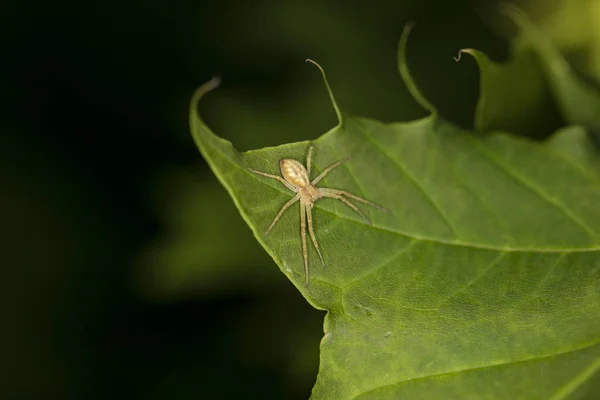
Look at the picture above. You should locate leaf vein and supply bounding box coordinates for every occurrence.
[468,138,600,241]
[435,252,507,308]
[549,353,600,400]
[343,240,417,288]
[352,339,600,399]
[360,126,460,239]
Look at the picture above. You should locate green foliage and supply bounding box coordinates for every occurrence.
[189,9,600,400]
[458,41,558,137]
[502,5,600,137]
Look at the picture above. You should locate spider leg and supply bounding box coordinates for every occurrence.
[300,199,309,286]
[311,157,349,185]
[320,188,389,212]
[319,189,371,223]
[305,203,325,269]
[306,144,314,177]
[248,168,297,192]
[266,194,300,235]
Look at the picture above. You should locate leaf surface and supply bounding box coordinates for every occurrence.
[189,26,600,400]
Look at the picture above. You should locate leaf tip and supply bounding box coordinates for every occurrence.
[398,22,437,115]
[305,58,344,126]
[190,75,222,120]
[454,48,478,63]
[453,50,463,63]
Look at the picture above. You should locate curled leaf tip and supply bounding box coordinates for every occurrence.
[189,75,223,155]
[454,49,477,63]
[191,75,222,119]
[305,58,344,126]
[402,20,416,35]
[398,21,437,115]
[194,75,221,99]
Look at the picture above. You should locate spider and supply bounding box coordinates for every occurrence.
[248,144,387,286]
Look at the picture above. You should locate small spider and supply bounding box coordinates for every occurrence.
[248,144,387,286]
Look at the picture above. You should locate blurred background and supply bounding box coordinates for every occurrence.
[2,0,598,398]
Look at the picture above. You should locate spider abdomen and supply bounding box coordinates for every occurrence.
[280,159,310,187]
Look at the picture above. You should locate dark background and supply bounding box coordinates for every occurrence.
[2,0,579,398]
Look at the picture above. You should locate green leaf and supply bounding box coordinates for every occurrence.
[461,5,600,140]
[518,0,600,85]
[190,28,600,400]
[457,40,560,137]
[504,4,600,138]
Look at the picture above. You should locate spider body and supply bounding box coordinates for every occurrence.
[249,144,386,286]
[281,159,311,188]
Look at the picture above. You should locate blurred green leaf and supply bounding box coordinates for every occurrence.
[505,5,600,137]
[189,23,600,400]
[515,0,600,82]
[465,5,600,140]
[458,40,560,137]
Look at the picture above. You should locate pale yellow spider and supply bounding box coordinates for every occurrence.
[248,144,387,286]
